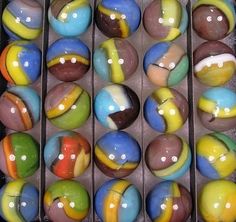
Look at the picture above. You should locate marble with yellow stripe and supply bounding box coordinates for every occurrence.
[95,179,141,222]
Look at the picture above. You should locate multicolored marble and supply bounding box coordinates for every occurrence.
[0,41,41,85]
[144,42,189,86]
[0,86,40,131]
[193,0,236,40]
[44,180,90,222]
[95,179,141,222]
[94,38,138,83]
[48,0,92,37]
[0,132,39,179]
[144,88,188,133]
[194,41,236,86]
[197,133,236,179]
[199,180,236,222]
[94,84,140,130]
[0,179,39,222]
[95,131,141,178]
[145,134,191,180]
[146,181,192,222]
[2,0,43,40]
[44,131,91,179]
[143,0,188,41]
[47,38,90,82]
[45,82,91,130]
[95,0,141,38]
[197,87,236,131]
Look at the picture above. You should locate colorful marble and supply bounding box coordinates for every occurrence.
[95,0,141,38]
[47,38,90,82]
[2,0,43,40]
[193,0,236,40]
[95,131,141,178]
[145,134,191,180]
[0,132,39,179]
[94,84,140,130]
[194,41,236,86]
[95,179,141,222]
[144,42,189,87]
[199,180,236,222]
[144,88,188,133]
[197,133,236,179]
[48,0,92,37]
[197,87,236,131]
[143,0,188,41]
[94,38,138,83]
[44,131,91,179]
[146,181,192,222]
[45,82,91,130]
[44,180,90,222]
[0,41,41,85]
[0,179,39,222]
[0,86,40,131]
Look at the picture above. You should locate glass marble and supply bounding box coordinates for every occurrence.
[193,0,236,40]
[45,82,91,130]
[197,87,236,131]
[94,38,138,83]
[44,131,91,179]
[94,84,140,130]
[0,180,39,222]
[145,134,191,180]
[0,40,41,85]
[144,87,188,133]
[95,179,141,222]
[199,180,236,222]
[0,132,39,179]
[48,0,92,37]
[143,0,188,41]
[47,38,90,82]
[95,0,141,38]
[95,131,141,178]
[146,181,192,222]
[144,42,189,87]
[196,132,236,179]
[2,0,43,40]
[44,180,90,222]
[0,86,40,131]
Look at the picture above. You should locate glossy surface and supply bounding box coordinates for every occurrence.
[45,82,91,130]
[196,133,236,179]
[0,180,39,222]
[0,132,39,179]
[44,131,91,179]
[47,38,90,82]
[145,134,191,180]
[146,181,192,222]
[94,84,140,130]
[95,131,141,178]
[197,87,236,131]
[95,179,141,222]
[199,180,236,222]
[48,0,92,37]
[0,86,40,131]
[0,41,41,85]
[143,0,188,41]
[2,0,43,40]
[94,38,138,83]
[95,0,141,38]
[193,0,236,40]
[144,88,188,133]
[144,42,189,87]
[194,41,236,86]
[44,180,90,222]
